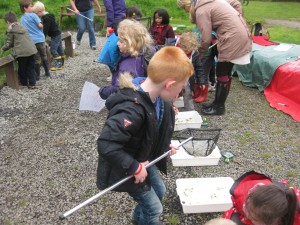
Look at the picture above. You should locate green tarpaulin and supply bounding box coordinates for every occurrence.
[233,43,300,91]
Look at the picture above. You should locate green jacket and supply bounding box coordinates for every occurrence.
[2,22,37,58]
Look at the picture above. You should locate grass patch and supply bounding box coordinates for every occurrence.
[46,180,55,188]
[287,170,298,178]
[261,152,272,159]
[167,214,181,225]
[2,215,12,225]
[243,2,300,22]
[17,198,29,208]
[104,207,117,218]
[234,131,259,145]
[268,26,300,44]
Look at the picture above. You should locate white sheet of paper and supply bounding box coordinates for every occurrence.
[274,44,293,52]
[79,81,106,112]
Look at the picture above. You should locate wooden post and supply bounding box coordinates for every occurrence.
[0,56,19,89]
[62,32,74,58]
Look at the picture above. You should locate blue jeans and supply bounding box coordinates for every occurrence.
[129,165,166,225]
[75,8,96,47]
[50,34,64,58]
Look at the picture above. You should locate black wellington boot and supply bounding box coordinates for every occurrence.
[201,81,229,115]
[34,64,40,81]
[202,76,232,109]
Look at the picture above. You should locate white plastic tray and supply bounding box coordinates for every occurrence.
[174,111,202,131]
[176,177,234,213]
[171,140,221,166]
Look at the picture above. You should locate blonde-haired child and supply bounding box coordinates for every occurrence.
[33,1,65,71]
[99,19,154,99]
[178,32,206,110]
[204,218,237,225]
[97,46,193,224]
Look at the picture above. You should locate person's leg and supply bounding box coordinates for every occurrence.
[34,47,41,81]
[36,42,51,77]
[75,12,87,43]
[50,35,60,58]
[194,56,210,103]
[183,83,195,111]
[50,35,63,71]
[82,8,96,48]
[129,166,165,225]
[56,35,65,67]
[27,55,36,86]
[112,0,126,21]
[17,57,28,85]
[148,165,166,201]
[201,61,234,115]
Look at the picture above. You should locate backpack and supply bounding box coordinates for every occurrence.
[98,33,120,69]
[251,22,270,38]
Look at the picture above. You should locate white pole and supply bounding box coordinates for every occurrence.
[67,8,94,22]
[208,42,218,49]
[59,136,193,220]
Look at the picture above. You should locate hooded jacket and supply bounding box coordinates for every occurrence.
[2,22,37,59]
[97,75,175,193]
[99,52,146,99]
[194,0,252,62]
[150,24,175,46]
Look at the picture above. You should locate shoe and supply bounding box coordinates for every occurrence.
[60,55,65,68]
[208,83,216,92]
[76,40,81,45]
[50,56,63,71]
[19,82,28,86]
[28,85,37,89]
[193,84,201,99]
[194,85,208,103]
[201,81,229,116]
[91,45,97,50]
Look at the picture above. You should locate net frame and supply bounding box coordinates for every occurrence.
[174,128,222,156]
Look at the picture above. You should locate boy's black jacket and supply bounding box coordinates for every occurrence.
[42,13,61,38]
[97,87,175,193]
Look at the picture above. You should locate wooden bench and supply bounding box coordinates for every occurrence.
[58,2,106,27]
[0,55,19,89]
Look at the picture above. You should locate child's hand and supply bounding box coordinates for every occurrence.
[134,161,149,184]
[168,144,178,156]
[173,105,179,114]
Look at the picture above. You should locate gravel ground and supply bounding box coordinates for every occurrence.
[0,32,299,225]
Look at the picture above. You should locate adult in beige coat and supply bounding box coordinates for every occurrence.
[193,0,252,115]
[177,0,251,115]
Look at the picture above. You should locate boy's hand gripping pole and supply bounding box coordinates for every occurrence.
[59,136,193,220]
[67,8,94,22]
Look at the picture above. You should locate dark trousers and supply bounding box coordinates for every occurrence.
[17,54,36,86]
[50,34,64,58]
